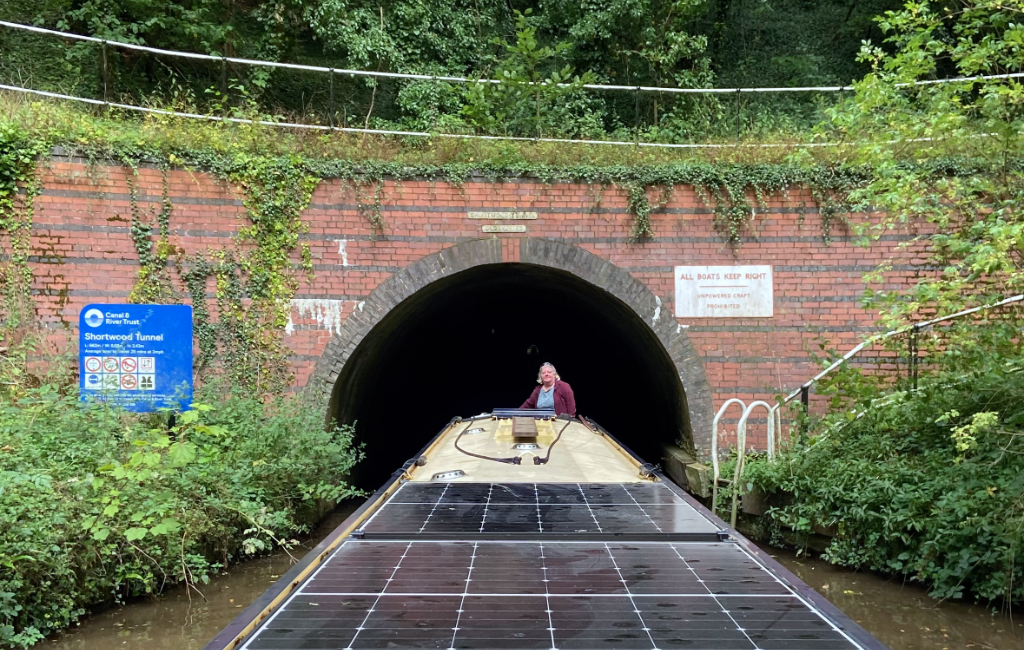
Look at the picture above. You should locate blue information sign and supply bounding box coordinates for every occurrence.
[79,304,193,411]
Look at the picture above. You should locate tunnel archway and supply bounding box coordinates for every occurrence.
[309,239,714,488]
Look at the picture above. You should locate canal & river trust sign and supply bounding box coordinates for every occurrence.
[79,304,194,411]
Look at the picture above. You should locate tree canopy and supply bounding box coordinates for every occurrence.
[0,0,901,139]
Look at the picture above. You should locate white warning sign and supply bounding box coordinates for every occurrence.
[674,265,774,318]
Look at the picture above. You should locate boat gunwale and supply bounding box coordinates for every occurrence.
[585,417,889,650]
[199,415,476,650]
[202,414,889,650]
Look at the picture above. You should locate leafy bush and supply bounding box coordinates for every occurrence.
[0,383,362,648]
[745,360,1024,604]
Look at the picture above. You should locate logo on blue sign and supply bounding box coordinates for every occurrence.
[79,303,194,412]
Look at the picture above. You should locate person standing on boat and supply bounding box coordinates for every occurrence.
[521,362,576,416]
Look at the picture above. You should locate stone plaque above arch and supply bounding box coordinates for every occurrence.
[308,238,715,458]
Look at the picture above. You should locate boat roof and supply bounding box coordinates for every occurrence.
[202,413,889,650]
[406,414,643,483]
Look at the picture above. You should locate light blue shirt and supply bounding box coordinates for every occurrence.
[537,385,555,410]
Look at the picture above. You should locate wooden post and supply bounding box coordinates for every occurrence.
[101,41,109,104]
[328,69,335,129]
[220,58,228,99]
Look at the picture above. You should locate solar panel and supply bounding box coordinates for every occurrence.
[357,483,720,539]
[237,483,870,650]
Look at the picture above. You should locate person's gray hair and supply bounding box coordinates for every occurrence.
[536,362,561,384]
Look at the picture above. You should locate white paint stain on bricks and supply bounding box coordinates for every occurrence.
[335,239,349,266]
[652,295,662,325]
[285,299,346,335]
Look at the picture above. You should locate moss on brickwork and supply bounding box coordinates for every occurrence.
[0,93,876,394]
[0,93,1008,397]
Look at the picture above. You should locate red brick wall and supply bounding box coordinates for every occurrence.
[22,157,926,449]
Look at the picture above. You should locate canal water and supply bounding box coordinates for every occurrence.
[766,547,1024,650]
[42,500,1024,650]
[43,500,364,650]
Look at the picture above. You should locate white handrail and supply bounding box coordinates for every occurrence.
[730,400,772,528]
[710,398,746,514]
[782,293,1024,405]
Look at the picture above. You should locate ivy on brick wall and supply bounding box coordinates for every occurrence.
[125,166,179,304]
[0,98,883,396]
[118,152,320,395]
[0,122,44,387]
[199,155,319,394]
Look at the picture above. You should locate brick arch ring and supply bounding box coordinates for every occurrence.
[307,237,715,458]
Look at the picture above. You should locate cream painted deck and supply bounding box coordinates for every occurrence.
[406,417,644,483]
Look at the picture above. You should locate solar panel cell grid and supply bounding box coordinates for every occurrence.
[240,483,865,650]
[360,483,718,536]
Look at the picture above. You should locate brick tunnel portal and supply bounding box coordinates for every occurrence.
[328,263,692,489]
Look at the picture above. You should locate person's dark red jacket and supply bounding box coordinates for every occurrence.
[520,380,576,416]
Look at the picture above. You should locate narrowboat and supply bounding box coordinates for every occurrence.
[203,410,887,650]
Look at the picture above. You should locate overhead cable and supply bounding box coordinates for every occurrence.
[4,19,1022,95]
[0,83,845,149]
[1,19,850,94]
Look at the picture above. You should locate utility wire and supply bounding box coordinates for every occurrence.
[3,19,1022,95]
[0,83,844,149]
[0,19,851,93]
[1,82,1006,149]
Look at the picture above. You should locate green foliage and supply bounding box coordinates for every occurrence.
[461,10,599,138]
[0,122,44,383]
[0,0,892,140]
[116,146,320,394]
[755,9,1024,604]
[745,359,1024,604]
[0,382,362,648]
[126,168,179,305]
[626,184,656,240]
[196,155,319,394]
[828,0,1024,328]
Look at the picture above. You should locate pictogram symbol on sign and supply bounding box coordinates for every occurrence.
[120,374,138,390]
[85,374,102,389]
[84,357,102,373]
[139,375,155,390]
[121,357,137,373]
[102,357,120,373]
[139,357,155,372]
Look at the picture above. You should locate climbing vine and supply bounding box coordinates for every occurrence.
[0,122,44,388]
[126,167,180,304]
[116,150,320,395]
[0,100,935,402]
[626,184,655,241]
[166,156,321,395]
[353,179,386,239]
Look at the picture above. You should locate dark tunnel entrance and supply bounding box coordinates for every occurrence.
[329,263,692,490]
